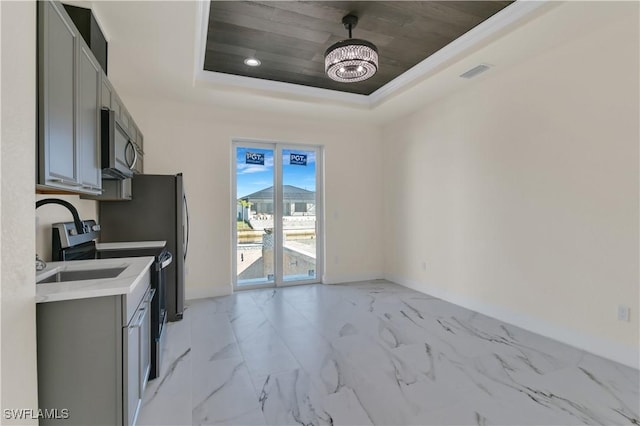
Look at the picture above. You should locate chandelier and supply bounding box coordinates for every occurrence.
[325,14,378,83]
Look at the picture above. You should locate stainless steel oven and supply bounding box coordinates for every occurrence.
[51,220,170,380]
[97,244,171,380]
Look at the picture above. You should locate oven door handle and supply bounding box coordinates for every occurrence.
[160,252,173,269]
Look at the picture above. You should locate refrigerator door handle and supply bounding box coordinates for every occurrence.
[183,194,190,261]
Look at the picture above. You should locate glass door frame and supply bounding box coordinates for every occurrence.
[231,139,324,291]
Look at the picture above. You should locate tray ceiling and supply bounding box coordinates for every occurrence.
[203,1,514,96]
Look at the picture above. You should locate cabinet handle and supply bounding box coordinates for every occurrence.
[131,306,147,328]
[81,184,101,191]
[48,178,80,186]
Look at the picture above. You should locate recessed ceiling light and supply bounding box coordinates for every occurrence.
[244,58,261,67]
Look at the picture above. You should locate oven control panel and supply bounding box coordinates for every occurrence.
[53,219,101,248]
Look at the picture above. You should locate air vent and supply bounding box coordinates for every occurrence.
[459,64,491,79]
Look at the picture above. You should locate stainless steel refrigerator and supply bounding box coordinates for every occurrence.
[99,173,188,321]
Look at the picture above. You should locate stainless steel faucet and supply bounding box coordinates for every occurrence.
[35,198,85,235]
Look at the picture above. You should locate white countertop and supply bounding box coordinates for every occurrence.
[96,240,167,251]
[35,256,154,303]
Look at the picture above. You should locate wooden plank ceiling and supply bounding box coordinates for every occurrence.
[204,1,513,95]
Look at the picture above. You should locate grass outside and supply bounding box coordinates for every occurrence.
[237,220,253,231]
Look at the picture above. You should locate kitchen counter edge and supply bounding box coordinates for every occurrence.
[35,256,155,303]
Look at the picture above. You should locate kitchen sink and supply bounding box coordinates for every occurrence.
[37,267,127,284]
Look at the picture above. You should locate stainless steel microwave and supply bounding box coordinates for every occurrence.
[100,109,139,179]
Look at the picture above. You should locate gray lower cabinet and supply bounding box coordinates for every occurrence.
[36,277,152,426]
[38,0,102,195]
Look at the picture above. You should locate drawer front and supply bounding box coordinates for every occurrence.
[124,268,150,325]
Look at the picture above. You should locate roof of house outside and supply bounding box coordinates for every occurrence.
[240,185,315,202]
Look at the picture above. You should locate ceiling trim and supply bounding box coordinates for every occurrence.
[193,0,549,108]
[368,0,550,107]
[193,0,210,85]
[194,69,372,106]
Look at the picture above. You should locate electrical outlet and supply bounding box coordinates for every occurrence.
[421,261,427,271]
[617,305,630,322]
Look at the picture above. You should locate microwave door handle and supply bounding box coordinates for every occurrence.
[126,141,138,170]
[131,144,138,170]
[124,141,133,168]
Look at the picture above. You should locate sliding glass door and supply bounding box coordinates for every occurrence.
[233,141,322,290]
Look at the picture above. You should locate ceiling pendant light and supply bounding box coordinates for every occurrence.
[325,14,378,83]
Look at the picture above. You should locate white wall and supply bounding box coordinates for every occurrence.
[120,96,385,299]
[35,195,98,262]
[382,1,639,368]
[0,1,39,422]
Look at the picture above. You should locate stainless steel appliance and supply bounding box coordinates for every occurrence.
[97,243,171,380]
[51,219,100,261]
[50,220,170,380]
[99,173,188,321]
[101,109,139,179]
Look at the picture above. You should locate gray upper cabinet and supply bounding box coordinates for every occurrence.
[81,178,132,201]
[39,0,144,197]
[38,0,102,195]
[78,43,102,192]
[39,0,79,187]
[112,91,123,119]
[101,72,113,109]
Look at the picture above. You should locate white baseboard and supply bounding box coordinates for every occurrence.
[386,273,640,370]
[322,272,384,285]
[186,274,385,300]
[185,283,232,301]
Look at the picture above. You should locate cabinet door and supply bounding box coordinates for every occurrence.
[122,178,133,200]
[39,0,79,187]
[121,108,131,132]
[139,294,151,394]
[137,128,144,153]
[80,178,133,201]
[101,72,112,109]
[124,319,141,426]
[78,43,102,192]
[112,93,122,119]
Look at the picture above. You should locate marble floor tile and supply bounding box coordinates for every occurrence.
[192,357,262,425]
[137,318,193,426]
[258,369,332,426]
[138,281,639,426]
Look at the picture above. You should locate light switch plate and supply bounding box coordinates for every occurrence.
[617,305,630,322]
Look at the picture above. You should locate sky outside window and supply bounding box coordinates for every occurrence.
[236,147,316,198]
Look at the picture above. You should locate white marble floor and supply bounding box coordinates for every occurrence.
[137,281,639,426]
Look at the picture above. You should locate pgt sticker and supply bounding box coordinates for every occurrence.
[246,152,264,165]
[290,153,307,166]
